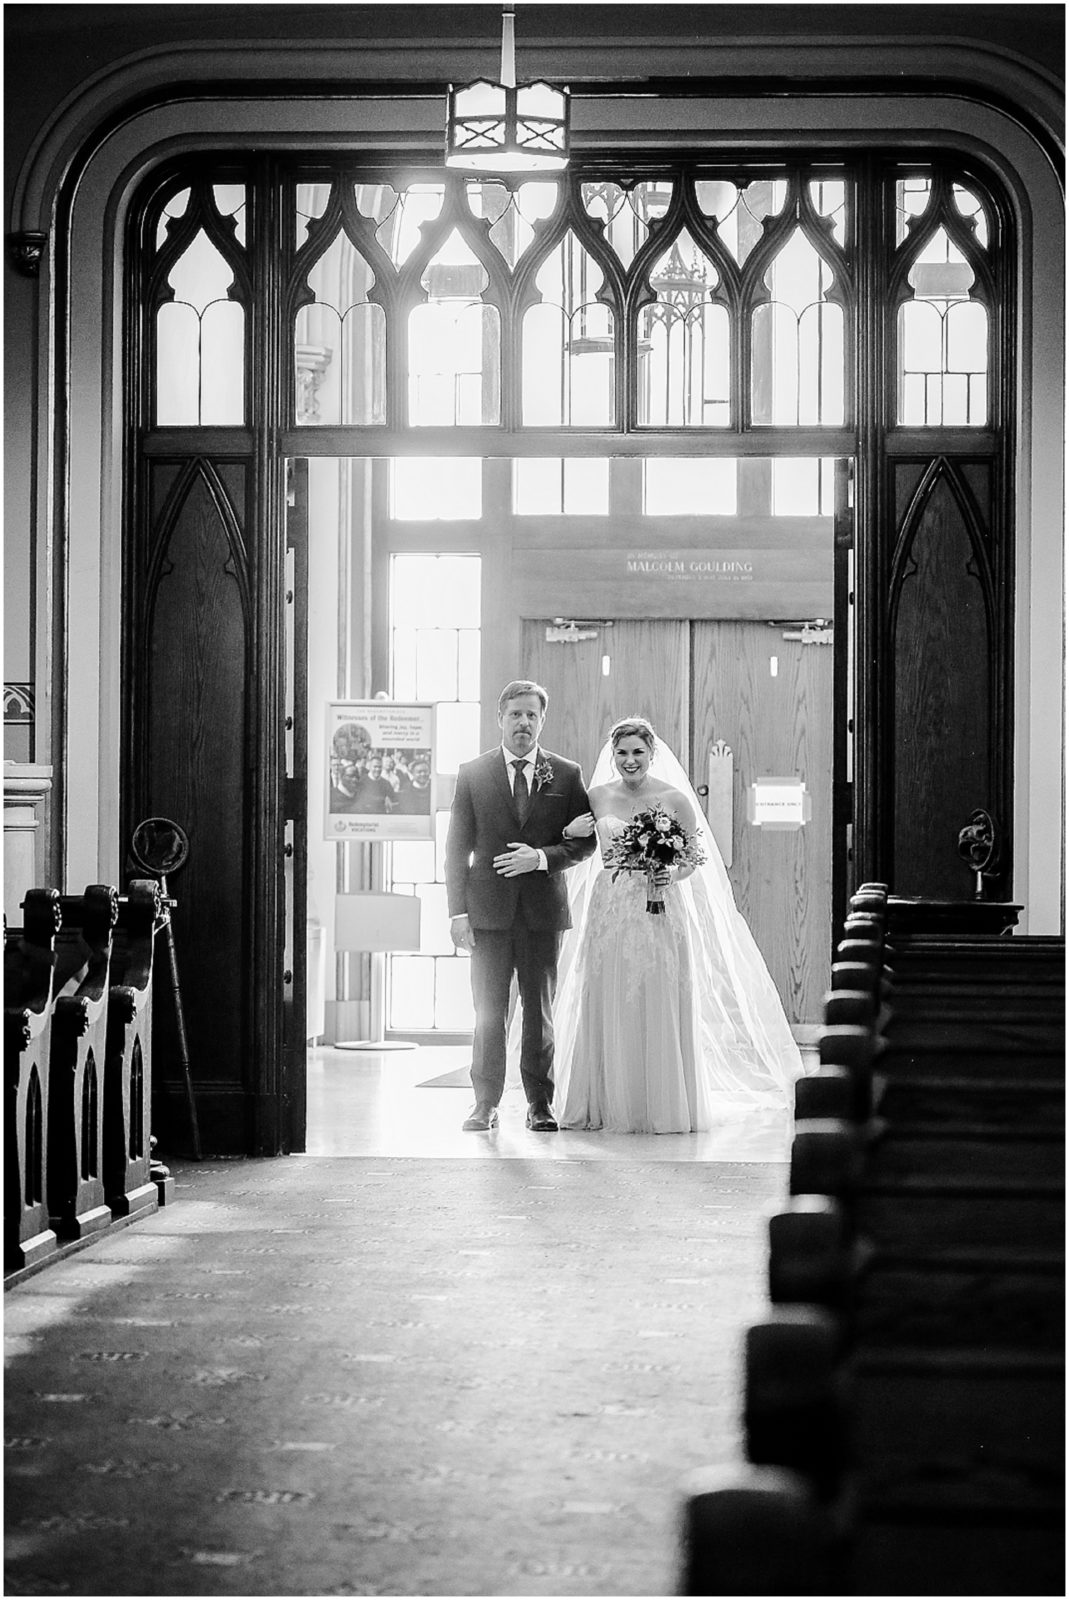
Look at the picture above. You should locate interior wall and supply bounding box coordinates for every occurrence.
[3,268,35,761]
[3,12,1064,933]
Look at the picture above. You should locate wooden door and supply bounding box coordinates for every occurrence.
[692,621,833,1026]
[524,615,833,1027]
[520,619,689,783]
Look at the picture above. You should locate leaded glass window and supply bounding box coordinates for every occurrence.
[893,174,991,426]
[388,553,481,1033]
[639,229,730,426]
[294,184,385,424]
[137,157,1004,440]
[154,184,246,425]
[411,232,499,425]
[522,231,616,425]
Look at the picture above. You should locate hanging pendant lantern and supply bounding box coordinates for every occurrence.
[445,3,569,173]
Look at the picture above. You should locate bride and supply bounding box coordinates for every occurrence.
[551,715,803,1133]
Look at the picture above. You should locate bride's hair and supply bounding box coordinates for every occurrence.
[609,715,657,753]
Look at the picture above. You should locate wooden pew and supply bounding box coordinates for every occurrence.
[104,879,161,1221]
[5,888,62,1271]
[681,886,1065,1594]
[48,885,119,1241]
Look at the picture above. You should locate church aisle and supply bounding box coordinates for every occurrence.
[305,1044,798,1163]
[5,1151,784,1597]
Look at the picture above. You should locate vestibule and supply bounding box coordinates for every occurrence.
[6,10,1063,1156]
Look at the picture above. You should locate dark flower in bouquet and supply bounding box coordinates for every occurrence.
[607,802,706,914]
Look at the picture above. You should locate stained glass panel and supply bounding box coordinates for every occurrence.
[295,182,331,250]
[213,184,247,246]
[156,187,190,251]
[953,184,989,248]
[157,229,244,424]
[751,230,844,425]
[810,179,847,247]
[895,177,932,246]
[523,234,615,425]
[898,224,987,425]
[373,183,445,265]
[471,179,559,266]
[697,178,788,264]
[638,228,729,426]
[582,180,672,269]
[294,225,385,425]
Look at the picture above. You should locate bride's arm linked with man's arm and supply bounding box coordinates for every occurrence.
[564,790,698,885]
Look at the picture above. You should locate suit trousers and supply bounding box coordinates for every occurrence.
[469,909,560,1107]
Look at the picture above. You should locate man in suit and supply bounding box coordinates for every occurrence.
[446,680,596,1132]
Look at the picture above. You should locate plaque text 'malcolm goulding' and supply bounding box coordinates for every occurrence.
[626,553,755,580]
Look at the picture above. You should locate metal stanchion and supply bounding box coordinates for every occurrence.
[129,817,202,1161]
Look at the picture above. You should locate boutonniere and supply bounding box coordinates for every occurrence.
[533,757,554,792]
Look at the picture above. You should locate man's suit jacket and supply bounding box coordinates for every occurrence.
[445,748,595,932]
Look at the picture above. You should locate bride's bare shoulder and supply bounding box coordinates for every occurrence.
[656,782,696,821]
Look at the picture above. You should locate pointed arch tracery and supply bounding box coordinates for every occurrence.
[132,155,1012,443]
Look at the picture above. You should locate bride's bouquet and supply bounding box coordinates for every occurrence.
[607,803,706,915]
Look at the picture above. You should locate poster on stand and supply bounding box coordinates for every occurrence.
[325,701,436,840]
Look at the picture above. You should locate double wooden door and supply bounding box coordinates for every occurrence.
[521,617,833,1026]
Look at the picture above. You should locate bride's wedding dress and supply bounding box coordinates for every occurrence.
[554,815,707,1131]
[551,742,803,1133]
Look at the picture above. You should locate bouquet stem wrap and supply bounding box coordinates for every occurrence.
[645,871,666,915]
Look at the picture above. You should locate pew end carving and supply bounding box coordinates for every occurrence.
[48,886,120,1240]
[5,888,62,1270]
[104,879,161,1220]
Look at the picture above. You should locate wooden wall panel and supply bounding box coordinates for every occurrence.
[891,468,992,899]
[692,621,833,1025]
[511,547,831,621]
[519,619,688,781]
[146,467,249,1140]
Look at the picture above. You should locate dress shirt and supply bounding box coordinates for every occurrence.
[500,744,548,872]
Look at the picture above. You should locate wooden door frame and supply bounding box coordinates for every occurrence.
[123,148,1016,1155]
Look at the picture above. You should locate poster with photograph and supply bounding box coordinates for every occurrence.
[326,701,436,840]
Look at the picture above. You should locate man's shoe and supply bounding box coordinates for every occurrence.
[526,1104,558,1132]
[462,1102,499,1132]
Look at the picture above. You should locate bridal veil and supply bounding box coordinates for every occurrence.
[550,734,805,1110]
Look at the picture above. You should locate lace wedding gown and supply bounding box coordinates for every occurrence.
[552,802,803,1133]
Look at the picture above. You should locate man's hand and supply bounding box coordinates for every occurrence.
[494,842,541,877]
[450,914,476,952]
[563,811,595,839]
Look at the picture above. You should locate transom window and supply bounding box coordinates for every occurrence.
[142,158,1001,437]
[128,147,1015,1050]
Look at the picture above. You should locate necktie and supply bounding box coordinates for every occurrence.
[511,759,530,823]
